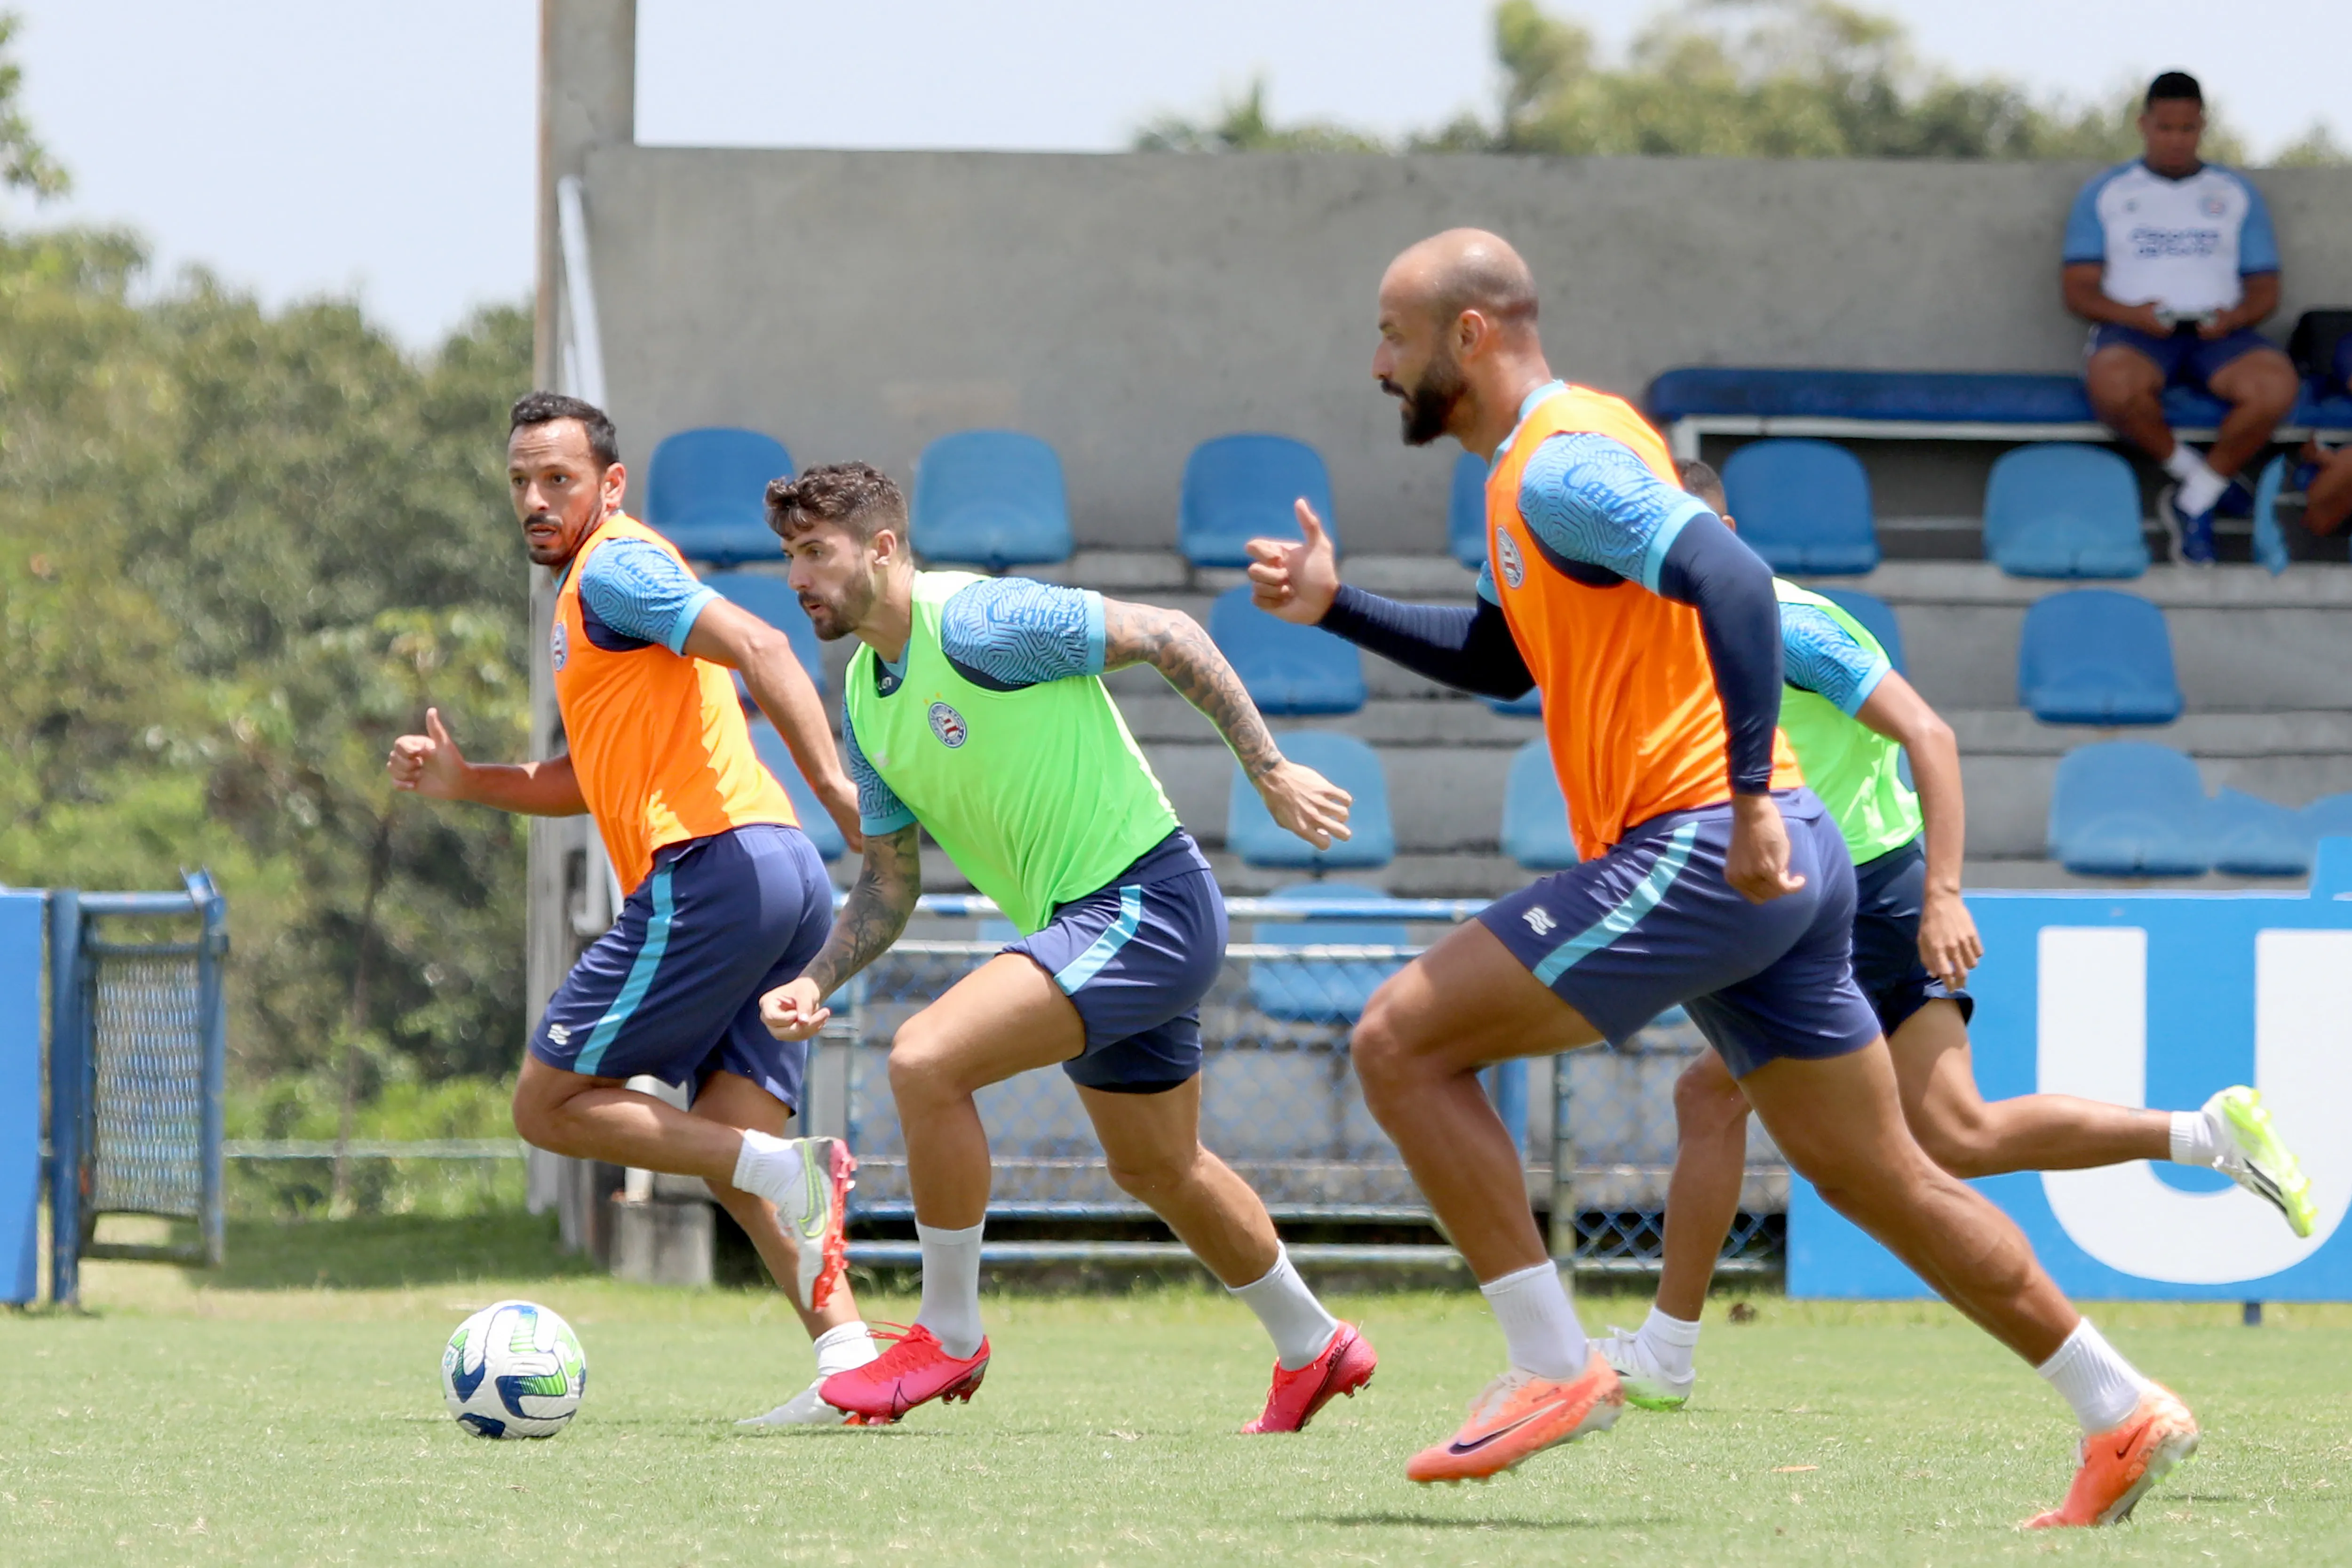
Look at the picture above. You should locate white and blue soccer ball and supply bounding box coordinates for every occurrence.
[440,1299,588,1439]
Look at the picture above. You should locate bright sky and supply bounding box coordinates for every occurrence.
[14,0,2348,348]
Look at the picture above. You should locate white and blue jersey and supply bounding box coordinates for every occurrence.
[2063,160,2279,318]
[844,577,1106,836]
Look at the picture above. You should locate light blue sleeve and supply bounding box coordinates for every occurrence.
[577,539,718,655]
[1515,432,1710,593]
[1474,560,1500,605]
[2061,168,2114,265]
[1780,602,1891,716]
[937,577,1106,686]
[2235,173,2280,275]
[841,709,916,836]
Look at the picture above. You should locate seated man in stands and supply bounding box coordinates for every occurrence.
[2064,70,2300,565]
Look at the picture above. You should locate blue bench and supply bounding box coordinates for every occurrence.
[645,427,793,566]
[2047,740,2210,877]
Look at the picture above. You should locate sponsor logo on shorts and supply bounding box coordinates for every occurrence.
[1496,529,1526,590]
[549,620,568,672]
[929,701,969,748]
[545,1023,571,1045]
[1523,906,1557,936]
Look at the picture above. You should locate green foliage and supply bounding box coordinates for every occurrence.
[226,1071,524,1219]
[0,223,535,1089]
[1135,78,1388,153]
[0,14,64,197]
[1140,0,2338,165]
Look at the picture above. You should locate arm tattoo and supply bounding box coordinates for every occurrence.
[1100,599,1285,780]
[796,825,921,998]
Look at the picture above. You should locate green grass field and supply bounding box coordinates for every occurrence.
[3,1215,2347,1567]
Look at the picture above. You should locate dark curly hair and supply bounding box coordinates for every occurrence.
[509,390,620,470]
[766,461,906,542]
[1674,456,1726,513]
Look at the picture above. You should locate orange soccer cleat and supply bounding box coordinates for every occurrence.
[818,1323,990,1425]
[1404,1348,1624,1484]
[1242,1322,1377,1434]
[2025,1385,2200,1528]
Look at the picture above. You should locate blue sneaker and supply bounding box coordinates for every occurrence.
[2158,484,2217,565]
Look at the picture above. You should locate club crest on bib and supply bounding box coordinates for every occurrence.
[1495,529,1526,590]
[928,701,969,748]
[550,619,568,672]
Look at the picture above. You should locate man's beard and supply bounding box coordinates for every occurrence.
[802,572,876,641]
[1393,355,1465,447]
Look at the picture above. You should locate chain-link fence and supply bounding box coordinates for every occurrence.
[833,898,1787,1273]
[87,943,211,1223]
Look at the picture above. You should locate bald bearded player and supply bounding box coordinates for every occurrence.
[1243,231,2196,1527]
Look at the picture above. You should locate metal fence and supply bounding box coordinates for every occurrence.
[832,895,1788,1273]
[48,873,228,1301]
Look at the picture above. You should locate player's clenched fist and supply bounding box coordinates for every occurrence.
[761,977,831,1042]
[1255,758,1353,852]
[1244,500,1341,625]
[387,707,471,800]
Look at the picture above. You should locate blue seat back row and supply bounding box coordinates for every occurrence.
[2049,741,2350,878]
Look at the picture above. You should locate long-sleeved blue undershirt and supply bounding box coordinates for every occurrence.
[1318,423,1785,794]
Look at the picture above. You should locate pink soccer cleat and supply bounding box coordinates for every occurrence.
[1242,1322,1377,1433]
[818,1323,990,1425]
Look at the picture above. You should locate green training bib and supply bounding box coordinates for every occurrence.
[843,571,1181,934]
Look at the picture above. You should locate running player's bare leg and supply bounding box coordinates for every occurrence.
[1651,1051,1750,1325]
[691,1069,863,1338]
[1080,1078,1277,1286]
[513,1055,750,1183]
[1891,1001,2167,1176]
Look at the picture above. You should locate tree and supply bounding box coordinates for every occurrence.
[1137,0,2330,165]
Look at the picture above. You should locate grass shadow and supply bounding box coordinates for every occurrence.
[198,1211,600,1291]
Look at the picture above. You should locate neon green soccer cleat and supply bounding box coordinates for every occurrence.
[1593,1326,1694,1412]
[2206,1086,2317,1238]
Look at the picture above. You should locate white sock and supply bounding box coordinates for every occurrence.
[1479,1261,1587,1381]
[812,1320,878,1378]
[2169,1109,2221,1167]
[914,1220,986,1359]
[2164,446,2228,517]
[2037,1319,2151,1433]
[1635,1304,1701,1382]
[1228,1245,1341,1371]
[731,1129,804,1210]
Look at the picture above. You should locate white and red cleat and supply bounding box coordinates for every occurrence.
[1242,1322,1377,1433]
[818,1323,990,1425]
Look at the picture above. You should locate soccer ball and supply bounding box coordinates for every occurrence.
[440,1299,588,1439]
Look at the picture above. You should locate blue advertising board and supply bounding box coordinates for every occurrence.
[1789,861,2352,1300]
[0,891,42,1304]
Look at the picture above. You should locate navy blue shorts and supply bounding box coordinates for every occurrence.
[1480,789,1882,1079]
[1850,836,1973,1038]
[1003,829,1226,1094]
[530,824,832,1110]
[2088,322,2277,390]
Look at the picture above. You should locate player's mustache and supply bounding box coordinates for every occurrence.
[1379,378,1407,399]
[524,510,560,531]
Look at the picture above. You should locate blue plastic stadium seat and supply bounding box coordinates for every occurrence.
[704,571,827,697]
[1720,439,1880,574]
[1448,450,1489,568]
[2016,589,2181,726]
[1180,435,1335,568]
[1249,882,1409,1024]
[1225,731,1394,870]
[1500,739,1578,870]
[1207,587,1366,716]
[2047,741,2209,876]
[1815,588,1906,676]
[2208,788,2311,877]
[2251,454,2291,577]
[1983,444,2149,580]
[644,427,795,566]
[1486,687,1542,717]
[744,717,847,862]
[911,430,1073,570]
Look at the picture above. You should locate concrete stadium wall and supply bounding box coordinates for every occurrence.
[582,146,2352,553]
